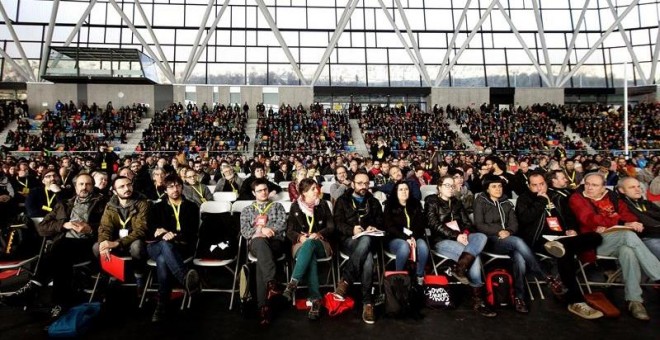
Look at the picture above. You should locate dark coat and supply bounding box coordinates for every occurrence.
[424,195,472,245]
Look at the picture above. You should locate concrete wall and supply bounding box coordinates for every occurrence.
[514,88,564,106]
[173,85,186,104]
[26,83,78,115]
[87,84,155,110]
[279,86,314,107]
[217,86,231,104]
[195,86,213,106]
[429,88,489,108]
[241,87,263,118]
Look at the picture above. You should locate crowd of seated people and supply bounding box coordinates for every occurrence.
[560,102,660,151]
[254,102,352,155]
[358,103,467,159]
[1,101,659,328]
[448,103,584,152]
[4,100,145,152]
[138,102,249,153]
[0,100,28,129]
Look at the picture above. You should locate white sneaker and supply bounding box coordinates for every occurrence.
[567,302,604,320]
[544,241,566,258]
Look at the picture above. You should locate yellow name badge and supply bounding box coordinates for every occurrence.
[21,187,30,195]
[42,205,52,212]
[101,162,107,169]
[201,198,207,203]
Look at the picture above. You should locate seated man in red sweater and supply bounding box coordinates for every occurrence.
[569,172,660,321]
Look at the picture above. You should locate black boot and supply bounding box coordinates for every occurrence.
[282,279,298,302]
[472,287,497,318]
[451,252,475,285]
[0,280,40,307]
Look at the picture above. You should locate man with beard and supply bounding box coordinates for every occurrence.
[1,173,107,319]
[147,174,200,322]
[144,167,167,201]
[25,169,62,218]
[333,171,384,324]
[95,176,150,291]
[213,164,243,194]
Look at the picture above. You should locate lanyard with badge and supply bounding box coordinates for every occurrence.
[192,184,207,203]
[101,154,108,170]
[170,201,182,231]
[403,207,413,236]
[630,199,647,212]
[544,196,562,232]
[254,202,274,227]
[42,188,56,212]
[18,177,29,195]
[306,213,315,234]
[119,215,132,238]
[352,199,368,223]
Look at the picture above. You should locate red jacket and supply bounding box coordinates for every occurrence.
[569,188,638,262]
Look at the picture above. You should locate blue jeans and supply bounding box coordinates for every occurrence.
[147,241,188,300]
[643,237,660,260]
[388,238,429,277]
[341,236,375,304]
[434,233,487,287]
[488,235,547,299]
[598,232,660,302]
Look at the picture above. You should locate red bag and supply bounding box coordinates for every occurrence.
[323,292,355,316]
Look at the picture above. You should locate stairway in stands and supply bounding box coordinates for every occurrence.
[116,117,151,153]
[0,119,19,147]
[349,119,369,156]
[551,120,595,154]
[246,118,258,156]
[444,118,478,150]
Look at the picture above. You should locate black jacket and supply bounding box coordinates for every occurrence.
[473,192,518,236]
[383,198,426,241]
[25,186,64,218]
[237,176,281,200]
[38,193,107,240]
[619,196,660,238]
[286,200,335,244]
[148,198,199,254]
[424,195,473,245]
[333,190,383,241]
[515,189,577,249]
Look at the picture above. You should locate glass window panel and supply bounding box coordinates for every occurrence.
[337,48,365,63]
[209,63,245,85]
[639,4,659,26]
[14,26,43,42]
[153,5,184,26]
[366,48,388,64]
[418,33,447,48]
[493,33,522,48]
[352,32,365,47]
[508,65,542,87]
[246,47,268,62]
[632,45,651,62]
[350,8,365,30]
[217,46,246,62]
[451,65,485,87]
[2,61,29,82]
[247,64,267,85]
[486,66,508,87]
[258,31,279,46]
[545,33,567,48]
[18,0,51,22]
[388,48,413,64]
[483,49,506,64]
[281,32,299,46]
[389,65,421,86]
[300,48,326,63]
[330,64,366,86]
[630,29,650,45]
[307,8,337,29]
[185,4,208,27]
[276,7,307,28]
[456,49,483,64]
[367,64,389,87]
[232,5,246,28]
[543,10,573,31]
[154,29,175,45]
[267,47,288,62]
[571,65,607,87]
[216,30,232,45]
[400,9,426,30]
[232,30,246,44]
[419,49,444,66]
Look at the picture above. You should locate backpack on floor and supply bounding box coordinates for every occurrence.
[422,274,456,309]
[384,271,412,318]
[48,302,101,338]
[0,214,39,260]
[485,268,514,307]
[238,263,257,318]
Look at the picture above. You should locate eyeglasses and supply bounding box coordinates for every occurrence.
[254,188,269,193]
[440,183,453,188]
